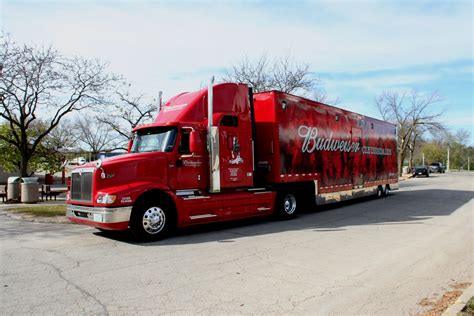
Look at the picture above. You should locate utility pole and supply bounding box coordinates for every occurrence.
[422,152,425,166]
[447,147,450,172]
[468,156,470,172]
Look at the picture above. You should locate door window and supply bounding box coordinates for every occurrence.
[179,129,191,154]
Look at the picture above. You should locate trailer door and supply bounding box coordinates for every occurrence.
[352,128,363,188]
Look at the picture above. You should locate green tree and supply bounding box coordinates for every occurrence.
[0,122,71,174]
[421,142,445,165]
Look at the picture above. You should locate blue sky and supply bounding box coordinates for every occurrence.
[2,0,473,143]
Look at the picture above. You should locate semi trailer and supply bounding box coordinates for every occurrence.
[67,81,398,241]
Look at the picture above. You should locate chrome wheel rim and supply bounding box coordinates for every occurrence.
[142,207,166,235]
[283,194,296,215]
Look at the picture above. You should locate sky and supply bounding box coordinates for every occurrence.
[2,0,473,144]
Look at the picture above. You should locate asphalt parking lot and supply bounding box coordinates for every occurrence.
[0,172,472,314]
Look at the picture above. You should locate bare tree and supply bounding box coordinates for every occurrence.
[98,90,157,149]
[0,37,119,176]
[375,90,444,175]
[74,117,120,157]
[311,90,341,105]
[44,119,78,151]
[223,55,322,95]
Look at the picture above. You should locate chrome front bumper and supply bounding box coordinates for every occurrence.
[67,204,132,224]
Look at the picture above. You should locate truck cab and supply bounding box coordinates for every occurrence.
[66,83,275,240]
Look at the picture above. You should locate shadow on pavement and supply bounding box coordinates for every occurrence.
[92,188,473,246]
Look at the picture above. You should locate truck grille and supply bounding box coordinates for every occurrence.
[71,172,93,201]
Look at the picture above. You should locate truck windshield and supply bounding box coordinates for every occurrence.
[131,127,177,153]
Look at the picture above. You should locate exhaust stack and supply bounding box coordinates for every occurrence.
[158,91,163,112]
[208,76,220,193]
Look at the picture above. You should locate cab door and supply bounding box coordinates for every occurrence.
[175,128,206,190]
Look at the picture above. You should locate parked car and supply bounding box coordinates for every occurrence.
[429,162,445,173]
[413,165,430,177]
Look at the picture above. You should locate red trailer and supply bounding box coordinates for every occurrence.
[67,82,398,241]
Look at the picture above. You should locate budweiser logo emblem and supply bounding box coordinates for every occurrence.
[297,125,360,154]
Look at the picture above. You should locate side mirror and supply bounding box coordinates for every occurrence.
[127,139,133,153]
[189,131,202,155]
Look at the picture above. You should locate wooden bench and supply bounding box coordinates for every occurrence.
[0,185,6,202]
[41,185,62,201]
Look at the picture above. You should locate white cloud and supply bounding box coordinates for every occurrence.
[3,1,472,99]
[324,72,441,96]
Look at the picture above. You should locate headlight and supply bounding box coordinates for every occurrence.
[96,194,116,204]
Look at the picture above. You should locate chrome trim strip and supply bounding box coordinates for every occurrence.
[253,191,272,195]
[182,196,210,200]
[66,204,131,223]
[257,207,271,211]
[71,167,95,174]
[248,188,266,192]
[251,140,255,171]
[190,214,217,220]
[176,190,196,196]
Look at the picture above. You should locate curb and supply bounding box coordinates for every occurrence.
[442,284,474,316]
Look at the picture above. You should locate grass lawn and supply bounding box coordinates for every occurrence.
[10,205,67,217]
[459,296,474,315]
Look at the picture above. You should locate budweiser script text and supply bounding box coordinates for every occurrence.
[297,126,391,155]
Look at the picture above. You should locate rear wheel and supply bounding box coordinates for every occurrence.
[130,200,174,242]
[275,192,298,219]
[377,186,385,198]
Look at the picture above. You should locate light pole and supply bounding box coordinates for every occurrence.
[447,147,450,172]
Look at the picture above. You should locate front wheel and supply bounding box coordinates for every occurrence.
[275,192,298,219]
[130,201,174,242]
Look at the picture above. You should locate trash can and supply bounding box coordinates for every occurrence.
[7,177,21,202]
[20,177,39,203]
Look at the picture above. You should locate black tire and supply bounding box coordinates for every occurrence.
[376,186,385,198]
[275,192,298,219]
[426,173,430,177]
[384,185,390,197]
[130,200,174,242]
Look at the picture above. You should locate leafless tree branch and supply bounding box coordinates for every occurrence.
[0,37,119,176]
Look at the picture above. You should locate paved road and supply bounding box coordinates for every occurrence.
[1,173,472,315]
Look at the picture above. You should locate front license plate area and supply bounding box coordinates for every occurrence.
[93,213,103,222]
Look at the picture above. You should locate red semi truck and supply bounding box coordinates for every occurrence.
[67,81,398,241]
